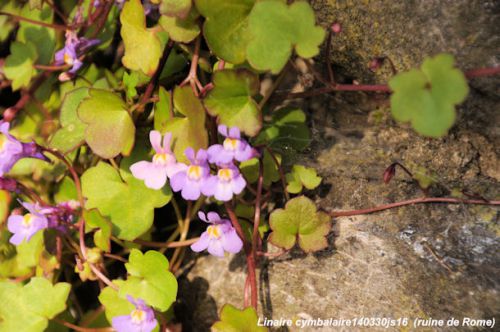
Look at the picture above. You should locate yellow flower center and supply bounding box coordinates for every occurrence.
[187,165,202,180]
[0,134,5,152]
[207,225,221,239]
[223,138,240,151]
[22,214,34,227]
[217,168,233,182]
[63,52,74,65]
[130,309,146,324]
[152,152,173,166]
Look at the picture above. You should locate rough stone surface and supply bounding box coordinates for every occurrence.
[175,1,499,331]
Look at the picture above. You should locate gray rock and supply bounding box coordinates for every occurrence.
[176,1,500,331]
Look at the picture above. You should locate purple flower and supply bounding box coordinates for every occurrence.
[0,121,47,177]
[207,125,256,164]
[170,148,212,200]
[191,211,243,257]
[0,122,23,177]
[112,296,157,332]
[203,163,246,202]
[55,31,100,80]
[7,201,49,245]
[130,131,184,190]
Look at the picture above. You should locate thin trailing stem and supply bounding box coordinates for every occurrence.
[258,61,291,109]
[133,237,200,248]
[252,158,264,254]
[328,197,500,218]
[52,318,113,332]
[225,202,258,310]
[0,11,67,30]
[180,37,203,96]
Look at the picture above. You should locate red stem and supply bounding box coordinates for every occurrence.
[328,197,500,217]
[0,11,67,30]
[465,66,500,78]
[225,202,258,309]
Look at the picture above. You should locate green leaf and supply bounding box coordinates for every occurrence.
[98,280,131,323]
[120,0,162,75]
[203,69,261,136]
[4,41,38,91]
[159,9,200,43]
[119,249,178,312]
[160,0,192,19]
[286,165,322,194]
[255,107,310,153]
[212,304,266,332]
[269,196,331,252]
[29,0,42,10]
[165,86,208,163]
[78,89,136,159]
[240,150,280,188]
[50,87,90,153]
[123,71,139,100]
[81,162,172,240]
[389,53,469,137]
[17,3,55,65]
[154,87,172,132]
[246,0,325,73]
[84,209,112,252]
[0,278,70,332]
[0,191,11,225]
[195,0,255,64]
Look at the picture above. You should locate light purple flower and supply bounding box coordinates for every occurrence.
[130,131,184,190]
[55,30,100,80]
[203,163,246,202]
[112,296,157,332]
[7,201,49,245]
[0,122,23,177]
[207,125,256,164]
[0,121,47,177]
[170,148,212,200]
[191,211,243,257]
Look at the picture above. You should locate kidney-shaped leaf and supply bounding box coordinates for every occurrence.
[195,0,255,64]
[212,304,266,332]
[0,278,70,332]
[389,53,469,137]
[204,69,261,136]
[78,89,135,159]
[119,249,178,312]
[246,0,325,73]
[81,162,171,240]
[269,196,331,252]
[120,0,162,75]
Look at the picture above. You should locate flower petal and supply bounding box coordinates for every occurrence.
[228,127,241,139]
[207,239,225,257]
[222,228,243,254]
[162,132,172,153]
[149,130,163,153]
[217,124,228,137]
[206,212,221,223]
[190,232,210,252]
[170,171,187,192]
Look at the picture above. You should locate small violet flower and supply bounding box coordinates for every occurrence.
[191,211,243,257]
[130,131,183,190]
[112,296,157,332]
[7,201,50,245]
[204,163,246,202]
[0,121,47,177]
[170,148,211,200]
[207,125,256,164]
[55,30,100,81]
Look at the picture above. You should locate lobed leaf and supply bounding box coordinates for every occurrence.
[119,249,178,312]
[246,0,325,73]
[4,41,38,91]
[165,86,208,163]
[212,304,266,332]
[389,53,469,137]
[195,0,255,64]
[78,89,135,159]
[286,165,322,194]
[120,0,162,75]
[159,9,200,43]
[81,162,172,240]
[204,69,261,136]
[0,278,70,332]
[50,87,90,153]
[269,196,331,252]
